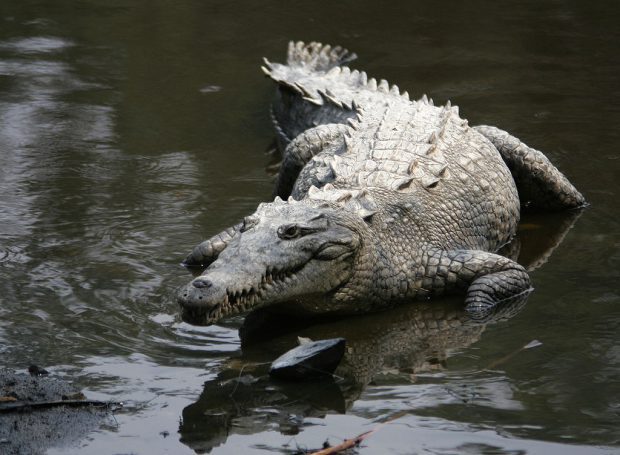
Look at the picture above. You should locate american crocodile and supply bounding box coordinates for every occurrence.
[178,41,585,325]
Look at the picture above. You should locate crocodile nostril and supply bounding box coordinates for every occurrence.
[192,279,212,289]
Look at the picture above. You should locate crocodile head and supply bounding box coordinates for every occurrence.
[178,200,363,325]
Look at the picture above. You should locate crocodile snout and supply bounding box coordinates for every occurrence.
[179,277,222,309]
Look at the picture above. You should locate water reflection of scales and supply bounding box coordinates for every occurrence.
[179,210,581,453]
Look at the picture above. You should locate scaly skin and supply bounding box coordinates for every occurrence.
[178,41,585,325]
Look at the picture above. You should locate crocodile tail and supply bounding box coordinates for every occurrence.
[286,41,356,72]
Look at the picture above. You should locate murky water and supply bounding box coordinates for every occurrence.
[1,1,619,453]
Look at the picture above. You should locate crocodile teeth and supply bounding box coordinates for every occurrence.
[218,264,302,318]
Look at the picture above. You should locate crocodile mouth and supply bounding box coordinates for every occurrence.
[181,264,304,325]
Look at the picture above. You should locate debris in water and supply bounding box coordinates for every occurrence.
[485,339,543,370]
[199,85,222,93]
[28,365,49,377]
[269,338,346,380]
[523,339,543,349]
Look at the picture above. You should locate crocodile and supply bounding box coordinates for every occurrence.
[178,41,585,325]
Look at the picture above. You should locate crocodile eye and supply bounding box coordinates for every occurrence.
[277,224,301,240]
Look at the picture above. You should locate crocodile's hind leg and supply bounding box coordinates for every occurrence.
[274,123,347,198]
[474,125,586,210]
[429,249,533,318]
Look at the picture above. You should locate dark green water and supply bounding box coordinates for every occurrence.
[1,1,619,453]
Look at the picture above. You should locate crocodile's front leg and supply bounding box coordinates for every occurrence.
[427,249,532,317]
[474,125,586,210]
[182,222,242,268]
[274,123,347,199]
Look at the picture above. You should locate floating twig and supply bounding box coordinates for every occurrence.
[485,339,542,370]
[309,430,373,455]
[308,411,407,454]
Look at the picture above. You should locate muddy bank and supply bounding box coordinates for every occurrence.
[0,369,115,455]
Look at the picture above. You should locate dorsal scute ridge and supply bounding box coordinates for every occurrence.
[286,41,357,70]
[347,117,360,130]
[295,82,314,98]
[441,100,459,118]
[326,66,341,76]
[303,96,322,106]
[360,71,368,85]
[306,183,377,220]
[318,88,342,108]
[286,80,304,96]
[268,44,413,117]
[343,133,353,150]
[391,176,415,191]
[272,42,459,199]
[329,153,354,179]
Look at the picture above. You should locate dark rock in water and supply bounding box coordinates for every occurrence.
[27,365,50,377]
[269,338,346,380]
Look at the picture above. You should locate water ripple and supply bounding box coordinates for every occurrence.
[0,245,28,265]
[0,36,74,54]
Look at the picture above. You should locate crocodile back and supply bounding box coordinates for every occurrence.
[265,42,520,252]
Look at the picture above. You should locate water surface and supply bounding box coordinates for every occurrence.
[0,1,619,453]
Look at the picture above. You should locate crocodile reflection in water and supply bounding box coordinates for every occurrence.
[178,210,581,453]
[179,302,487,452]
